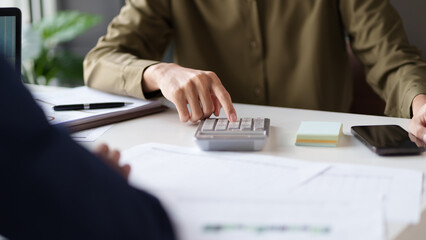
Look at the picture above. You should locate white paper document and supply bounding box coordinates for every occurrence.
[167,196,384,240]
[71,125,112,142]
[293,164,423,223]
[121,143,330,200]
[121,143,423,240]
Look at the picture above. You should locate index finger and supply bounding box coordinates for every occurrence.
[210,80,237,122]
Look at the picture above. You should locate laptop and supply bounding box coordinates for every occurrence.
[0,7,21,76]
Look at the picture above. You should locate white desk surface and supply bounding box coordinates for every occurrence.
[29,85,426,240]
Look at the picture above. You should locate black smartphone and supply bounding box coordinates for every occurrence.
[351,125,426,156]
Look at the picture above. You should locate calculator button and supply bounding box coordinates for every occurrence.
[202,118,216,131]
[198,130,264,135]
[240,118,253,130]
[228,119,241,130]
[254,118,265,131]
[215,119,229,131]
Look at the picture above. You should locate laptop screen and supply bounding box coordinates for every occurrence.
[0,15,17,68]
[0,8,21,72]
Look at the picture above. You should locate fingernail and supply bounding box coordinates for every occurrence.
[230,113,237,122]
[423,134,426,143]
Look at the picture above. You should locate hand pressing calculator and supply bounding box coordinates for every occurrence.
[194,118,270,151]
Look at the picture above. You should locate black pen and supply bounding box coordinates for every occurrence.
[53,102,133,111]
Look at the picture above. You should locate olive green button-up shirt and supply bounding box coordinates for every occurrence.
[84,0,426,118]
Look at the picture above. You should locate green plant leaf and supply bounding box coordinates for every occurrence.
[52,50,85,86]
[34,11,101,48]
[25,10,101,85]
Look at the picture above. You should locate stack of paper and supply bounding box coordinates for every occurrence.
[295,121,343,147]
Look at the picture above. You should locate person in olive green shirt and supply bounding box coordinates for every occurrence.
[84,0,426,142]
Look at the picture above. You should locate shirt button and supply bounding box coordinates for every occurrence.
[250,40,257,48]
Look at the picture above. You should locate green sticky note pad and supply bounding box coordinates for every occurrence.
[296,121,343,147]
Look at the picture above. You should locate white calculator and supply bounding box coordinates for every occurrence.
[194,118,270,151]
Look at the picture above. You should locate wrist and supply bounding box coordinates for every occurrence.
[142,63,168,93]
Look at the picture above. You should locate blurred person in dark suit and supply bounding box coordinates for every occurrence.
[0,56,175,240]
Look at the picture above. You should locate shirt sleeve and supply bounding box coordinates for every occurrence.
[340,0,426,118]
[83,0,172,99]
